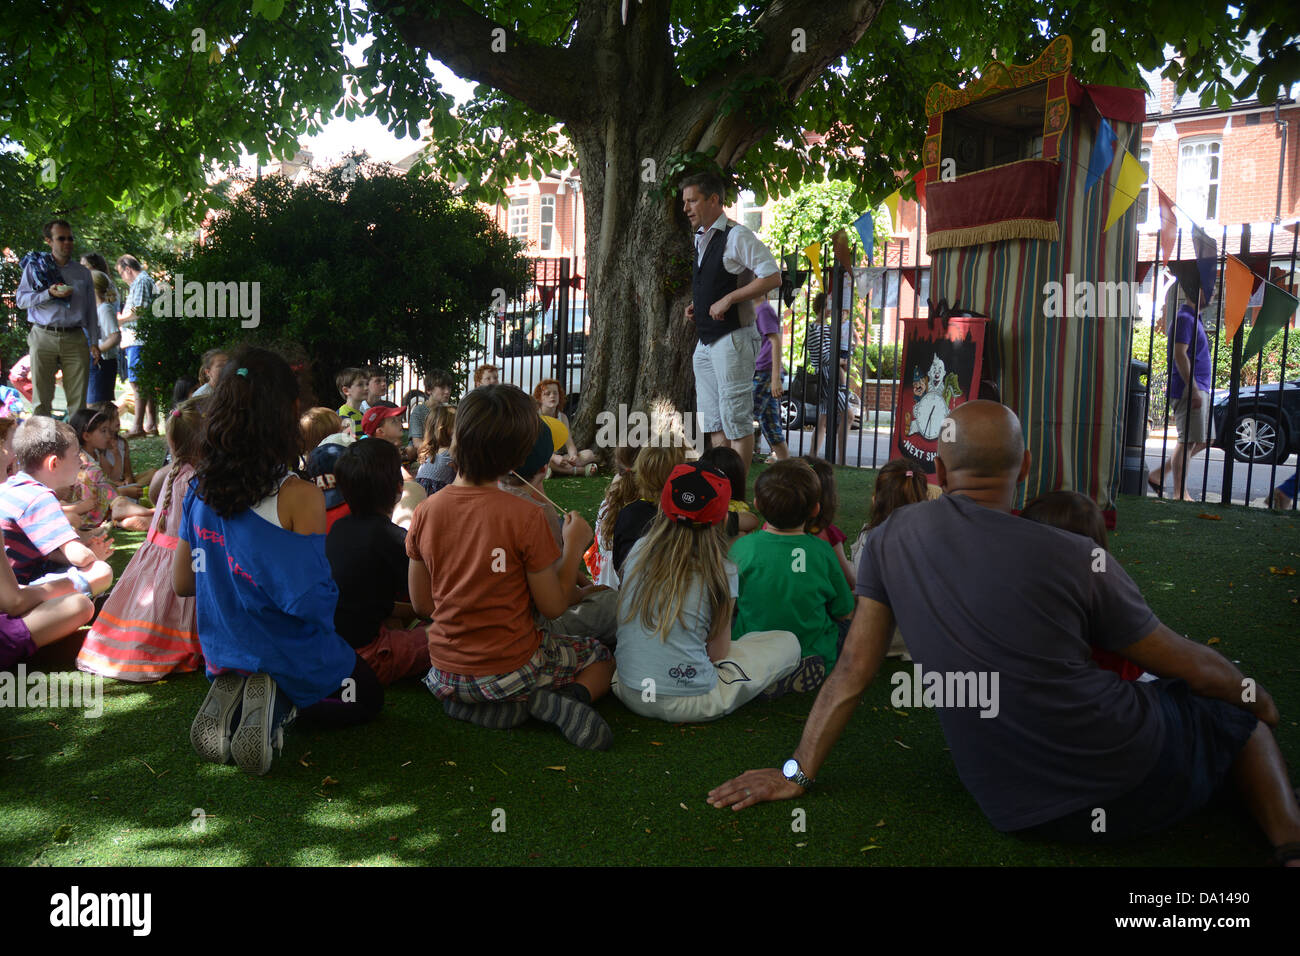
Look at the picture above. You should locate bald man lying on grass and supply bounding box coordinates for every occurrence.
[709,400,1300,865]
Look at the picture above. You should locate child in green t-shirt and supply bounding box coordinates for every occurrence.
[729,459,855,683]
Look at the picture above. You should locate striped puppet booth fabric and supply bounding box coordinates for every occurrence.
[924,35,1146,517]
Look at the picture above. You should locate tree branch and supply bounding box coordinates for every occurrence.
[371,0,588,121]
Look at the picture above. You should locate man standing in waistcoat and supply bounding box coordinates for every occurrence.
[682,173,781,466]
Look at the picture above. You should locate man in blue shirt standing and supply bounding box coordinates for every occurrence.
[1149,301,1213,500]
[15,220,100,418]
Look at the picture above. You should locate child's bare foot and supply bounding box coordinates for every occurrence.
[116,514,153,532]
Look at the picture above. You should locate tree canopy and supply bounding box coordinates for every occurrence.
[135,158,528,404]
[1,1,1292,224]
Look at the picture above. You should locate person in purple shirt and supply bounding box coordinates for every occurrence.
[752,291,790,462]
[1149,302,1213,500]
[14,220,100,418]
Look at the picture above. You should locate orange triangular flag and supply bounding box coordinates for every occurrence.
[1157,187,1176,265]
[1222,254,1253,342]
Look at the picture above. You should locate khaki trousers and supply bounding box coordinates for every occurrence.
[28,323,90,417]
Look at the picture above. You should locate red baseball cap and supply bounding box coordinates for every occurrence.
[361,404,403,437]
[661,463,731,527]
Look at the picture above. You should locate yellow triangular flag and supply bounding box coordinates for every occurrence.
[883,190,902,232]
[804,242,821,287]
[1104,149,1148,230]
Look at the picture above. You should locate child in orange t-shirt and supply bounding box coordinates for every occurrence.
[405,384,615,750]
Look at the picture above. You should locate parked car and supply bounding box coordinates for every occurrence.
[1210,378,1300,464]
[776,366,863,430]
[473,300,589,414]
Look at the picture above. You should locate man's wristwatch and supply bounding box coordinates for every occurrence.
[782,758,813,789]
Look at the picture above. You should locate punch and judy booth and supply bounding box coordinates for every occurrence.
[921,35,1146,517]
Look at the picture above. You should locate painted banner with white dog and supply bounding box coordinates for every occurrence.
[891,315,988,482]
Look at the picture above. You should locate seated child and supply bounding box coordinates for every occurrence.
[611,444,688,578]
[407,369,454,462]
[336,367,367,437]
[77,398,207,681]
[174,347,383,776]
[191,348,229,398]
[60,407,154,532]
[851,459,932,661]
[802,456,855,589]
[498,416,617,646]
[326,438,430,686]
[414,405,456,496]
[473,364,499,388]
[361,405,426,529]
[359,367,387,413]
[699,445,760,541]
[89,402,155,507]
[1021,489,1144,681]
[0,416,114,597]
[730,458,853,691]
[612,463,801,722]
[533,379,598,476]
[0,417,95,670]
[406,384,614,750]
[299,406,350,463]
[586,444,638,587]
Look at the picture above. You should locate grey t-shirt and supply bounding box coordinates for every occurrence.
[855,493,1163,831]
[615,537,738,696]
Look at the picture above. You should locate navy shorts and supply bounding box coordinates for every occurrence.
[122,345,142,383]
[1017,679,1259,843]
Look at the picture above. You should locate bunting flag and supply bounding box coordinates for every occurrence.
[803,242,821,286]
[1192,225,1217,308]
[1169,260,1207,311]
[1222,254,1254,342]
[539,286,555,313]
[1248,276,1265,309]
[1084,117,1117,194]
[1103,149,1148,230]
[852,211,875,264]
[1156,187,1177,265]
[1135,261,1153,285]
[913,168,927,208]
[883,190,902,232]
[1242,281,1299,364]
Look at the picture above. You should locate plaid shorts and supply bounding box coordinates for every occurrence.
[752,372,785,446]
[424,629,612,703]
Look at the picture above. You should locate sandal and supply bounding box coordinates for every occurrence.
[1147,472,1164,498]
[582,463,598,477]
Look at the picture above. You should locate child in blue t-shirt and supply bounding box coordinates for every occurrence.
[173,347,383,776]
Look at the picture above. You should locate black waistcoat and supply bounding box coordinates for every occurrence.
[692,224,741,345]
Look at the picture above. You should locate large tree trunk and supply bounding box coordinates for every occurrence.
[568,125,697,450]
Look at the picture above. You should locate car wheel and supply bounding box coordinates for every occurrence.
[1231,412,1284,464]
[779,398,803,429]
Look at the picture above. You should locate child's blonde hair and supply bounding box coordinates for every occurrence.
[419,405,456,464]
[618,512,732,643]
[598,444,686,544]
[167,395,208,466]
[91,270,118,304]
[300,407,345,453]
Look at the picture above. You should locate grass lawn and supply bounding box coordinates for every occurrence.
[2,437,1297,866]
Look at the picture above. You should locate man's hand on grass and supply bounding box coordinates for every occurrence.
[707,768,804,811]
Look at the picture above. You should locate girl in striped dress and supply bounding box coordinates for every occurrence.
[76,397,207,681]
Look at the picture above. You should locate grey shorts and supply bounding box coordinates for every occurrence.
[693,326,761,440]
[1172,390,1209,444]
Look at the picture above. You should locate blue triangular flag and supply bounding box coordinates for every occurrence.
[1085,117,1117,194]
[852,211,875,265]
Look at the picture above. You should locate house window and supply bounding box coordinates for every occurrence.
[540,196,557,251]
[740,190,763,232]
[509,197,530,239]
[1179,138,1221,222]
[1136,146,1152,225]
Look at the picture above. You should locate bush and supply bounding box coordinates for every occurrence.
[136,158,530,407]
